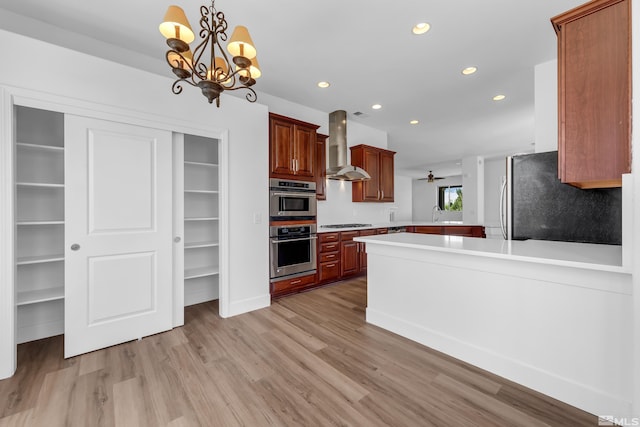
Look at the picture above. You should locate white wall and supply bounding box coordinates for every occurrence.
[462,156,484,224]
[258,92,412,225]
[412,176,463,222]
[535,60,558,153]
[631,2,640,419]
[0,29,270,378]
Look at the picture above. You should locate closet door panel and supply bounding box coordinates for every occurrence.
[64,116,173,358]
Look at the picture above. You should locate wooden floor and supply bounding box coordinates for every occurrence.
[0,277,597,426]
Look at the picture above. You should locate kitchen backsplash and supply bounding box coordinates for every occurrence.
[317,178,412,225]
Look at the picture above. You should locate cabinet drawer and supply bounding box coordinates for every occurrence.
[376,228,388,234]
[320,242,339,253]
[320,252,339,263]
[318,232,340,243]
[271,273,316,294]
[340,231,359,241]
[359,229,376,237]
[318,261,340,282]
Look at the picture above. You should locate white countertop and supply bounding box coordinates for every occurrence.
[355,232,628,273]
[317,221,476,233]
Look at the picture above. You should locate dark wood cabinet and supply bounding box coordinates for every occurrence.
[270,272,316,298]
[350,144,396,202]
[340,231,360,277]
[317,232,340,284]
[269,113,319,181]
[551,0,631,189]
[411,225,485,238]
[358,229,376,273]
[316,133,328,200]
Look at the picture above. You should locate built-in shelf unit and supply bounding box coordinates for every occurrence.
[14,106,65,343]
[183,134,220,306]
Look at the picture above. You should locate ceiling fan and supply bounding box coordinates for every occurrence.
[418,170,446,182]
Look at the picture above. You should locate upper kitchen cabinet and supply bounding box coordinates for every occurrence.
[552,0,631,189]
[269,113,319,181]
[350,144,395,202]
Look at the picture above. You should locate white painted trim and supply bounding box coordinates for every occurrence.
[172,133,185,327]
[366,308,631,417]
[218,130,231,318]
[0,88,16,379]
[225,294,271,318]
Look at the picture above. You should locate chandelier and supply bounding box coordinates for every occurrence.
[159,1,260,107]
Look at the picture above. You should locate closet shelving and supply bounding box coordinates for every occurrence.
[14,106,65,342]
[183,135,220,305]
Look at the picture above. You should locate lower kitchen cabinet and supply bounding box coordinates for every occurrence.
[270,272,317,298]
[340,231,360,277]
[411,225,485,238]
[318,232,341,284]
[358,229,377,273]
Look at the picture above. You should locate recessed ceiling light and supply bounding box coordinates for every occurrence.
[412,23,430,35]
[493,94,506,101]
[317,81,330,88]
[372,104,382,110]
[462,66,477,75]
[410,120,419,125]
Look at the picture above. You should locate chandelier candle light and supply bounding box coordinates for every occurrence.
[159,1,260,106]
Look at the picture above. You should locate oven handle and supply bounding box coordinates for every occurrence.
[271,236,318,244]
[270,191,316,197]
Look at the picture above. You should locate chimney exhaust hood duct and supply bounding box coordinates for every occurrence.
[326,110,371,181]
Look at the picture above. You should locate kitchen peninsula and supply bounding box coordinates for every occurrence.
[356,232,632,418]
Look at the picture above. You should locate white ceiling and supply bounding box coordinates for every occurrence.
[0,0,585,178]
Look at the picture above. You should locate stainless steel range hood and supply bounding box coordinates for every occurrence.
[326,110,371,181]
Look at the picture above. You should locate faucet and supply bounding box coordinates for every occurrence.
[432,205,441,222]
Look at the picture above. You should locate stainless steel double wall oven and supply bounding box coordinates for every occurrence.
[269,178,317,281]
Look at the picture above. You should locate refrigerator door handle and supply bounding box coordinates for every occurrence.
[499,178,507,239]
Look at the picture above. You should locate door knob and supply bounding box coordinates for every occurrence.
[174,236,181,243]
[70,244,80,251]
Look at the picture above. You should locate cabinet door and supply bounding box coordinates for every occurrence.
[293,125,315,178]
[340,241,359,277]
[361,149,380,201]
[553,0,631,188]
[379,150,395,202]
[270,118,295,176]
[64,116,173,358]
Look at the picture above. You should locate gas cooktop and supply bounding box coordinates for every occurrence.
[321,223,373,229]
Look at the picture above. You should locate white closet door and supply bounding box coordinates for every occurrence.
[64,115,173,358]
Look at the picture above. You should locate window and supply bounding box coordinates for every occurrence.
[438,185,463,211]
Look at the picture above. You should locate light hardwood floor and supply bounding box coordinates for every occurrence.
[0,277,597,426]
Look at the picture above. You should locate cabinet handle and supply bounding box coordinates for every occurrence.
[381,190,384,199]
[291,279,302,285]
[292,159,296,171]
[295,159,299,172]
[326,254,335,258]
[174,236,181,243]
[326,264,335,268]
[71,243,80,251]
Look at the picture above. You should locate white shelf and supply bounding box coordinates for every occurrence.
[17,254,65,265]
[17,142,64,152]
[17,287,64,306]
[184,217,219,222]
[185,160,218,168]
[16,182,64,189]
[185,241,219,249]
[17,220,64,226]
[185,266,220,280]
[184,189,219,194]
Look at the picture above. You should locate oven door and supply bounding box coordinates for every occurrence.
[269,191,317,218]
[270,235,317,279]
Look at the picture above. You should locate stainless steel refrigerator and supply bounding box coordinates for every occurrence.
[500,151,622,244]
